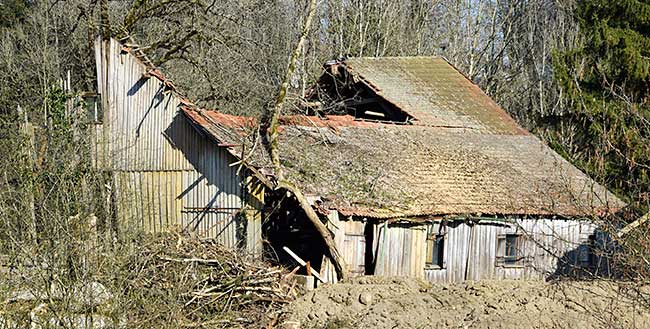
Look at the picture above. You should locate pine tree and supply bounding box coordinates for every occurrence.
[551,0,650,212]
[0,0,28,28]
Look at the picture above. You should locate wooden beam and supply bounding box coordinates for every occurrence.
[618,212,650,238]
[283,246,327,283]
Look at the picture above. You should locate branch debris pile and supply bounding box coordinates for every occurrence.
[119,231,297,327]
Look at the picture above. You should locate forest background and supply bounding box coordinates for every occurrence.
[2,0,648,213]
[0,0,649,326]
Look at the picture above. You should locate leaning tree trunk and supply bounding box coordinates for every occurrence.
[100,0,110,40]
[265,0,349,281]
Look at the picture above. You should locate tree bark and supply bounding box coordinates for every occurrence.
[265,0,349,281]
[100,0,110,40]
[278,181,348,281]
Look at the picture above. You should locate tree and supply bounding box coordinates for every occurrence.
[0,0,29,28]
[265,0,349,281]
[550,0,650,212]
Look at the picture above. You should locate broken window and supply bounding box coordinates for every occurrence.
[426,223,446,269]
[578,234,596,267]
[81,92,102,123]
[496,233,525,266]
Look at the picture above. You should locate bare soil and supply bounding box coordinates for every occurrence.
[280,276,650,329]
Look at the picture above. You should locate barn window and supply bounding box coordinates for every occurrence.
[578,234,596,267]
[81,92,102,123]
[496,233,524,266]
[426,224,446,269]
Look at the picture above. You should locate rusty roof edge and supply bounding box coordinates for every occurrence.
[333,205,626,221]
[180,106,274,188]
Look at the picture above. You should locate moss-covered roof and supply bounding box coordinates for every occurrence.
[181,56,626,219]
[183,108,624,218]
[342,57,527,134]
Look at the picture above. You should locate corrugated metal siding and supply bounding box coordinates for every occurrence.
[94,38,260,247]
[95,38,198,171]
[111,149,249,248]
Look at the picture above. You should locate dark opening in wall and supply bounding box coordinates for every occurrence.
[262,191,327,275]
[80,92,103,124]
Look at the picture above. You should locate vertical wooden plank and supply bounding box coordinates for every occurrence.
[246,179,264,255]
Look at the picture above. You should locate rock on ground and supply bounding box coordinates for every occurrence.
[280,276,650,329]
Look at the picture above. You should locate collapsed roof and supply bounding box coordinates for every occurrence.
[182,57,625,219]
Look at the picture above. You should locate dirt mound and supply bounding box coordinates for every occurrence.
[281,276,650,329]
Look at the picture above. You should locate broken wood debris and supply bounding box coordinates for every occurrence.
[283,246,327,283]
[134,231,298,326]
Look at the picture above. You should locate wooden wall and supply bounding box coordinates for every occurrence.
[373,218,598,283]
[322,211,599,283]
[320,211,373,283]
[373,223,426,278]
[94,37,262,252]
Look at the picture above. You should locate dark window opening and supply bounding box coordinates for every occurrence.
[578,234,597,267]
[426,224,446,269]
[497,233,524,266]
[81,92,102,123]
[426,234,445,268]
[306,62,413,123]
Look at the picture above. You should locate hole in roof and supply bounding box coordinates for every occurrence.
[305,62,413,124]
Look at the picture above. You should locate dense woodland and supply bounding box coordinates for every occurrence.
[0,0,649,326]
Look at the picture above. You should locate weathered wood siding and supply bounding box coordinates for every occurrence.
[321,211,368,283]
[365,218,597,282]
[373,223,426,278]
[94,38,261,251]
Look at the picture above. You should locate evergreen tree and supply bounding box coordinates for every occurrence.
[550,0,650,212]
[0,0,29,28]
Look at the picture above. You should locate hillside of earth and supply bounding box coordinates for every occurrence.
[280,276,650,329]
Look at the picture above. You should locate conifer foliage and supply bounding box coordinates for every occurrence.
[551,0,650,212]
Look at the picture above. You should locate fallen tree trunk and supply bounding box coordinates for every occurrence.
[618,212,650,238]
[264,0,349,281]
[278,181,348,281]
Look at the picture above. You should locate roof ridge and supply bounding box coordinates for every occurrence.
[105,35,198,107]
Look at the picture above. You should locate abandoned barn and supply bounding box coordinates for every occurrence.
[92,37,265,254]
[92,37,626,283]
